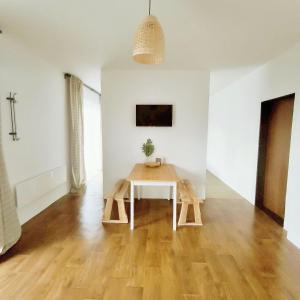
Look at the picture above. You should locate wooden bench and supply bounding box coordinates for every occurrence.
[102,179,130,224]
[177,180,203,226]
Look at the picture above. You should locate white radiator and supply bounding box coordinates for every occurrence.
[16,166,67,208]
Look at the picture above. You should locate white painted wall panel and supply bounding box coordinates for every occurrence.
[16,166,67,208]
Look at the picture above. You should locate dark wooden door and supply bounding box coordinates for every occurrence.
[256,94,294,225]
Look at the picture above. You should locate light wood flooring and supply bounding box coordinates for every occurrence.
[0,172,300,299]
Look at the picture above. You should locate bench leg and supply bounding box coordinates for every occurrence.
[117,200,128,223]
[103,198,113,222]
[178,202,188,226]
[193,202,202,225]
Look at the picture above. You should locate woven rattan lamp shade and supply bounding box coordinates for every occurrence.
[133,15,165,64]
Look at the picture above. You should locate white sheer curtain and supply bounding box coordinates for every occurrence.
[0,114,21,255]
[83,86,102,181]
[66,75,86,193]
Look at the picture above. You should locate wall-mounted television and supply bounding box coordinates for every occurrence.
[136,105,173,127]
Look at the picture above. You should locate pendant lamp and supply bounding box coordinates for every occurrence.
[132,0,165,64]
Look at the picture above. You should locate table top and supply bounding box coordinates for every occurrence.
[127,163,179,182]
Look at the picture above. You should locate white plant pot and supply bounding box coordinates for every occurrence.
[144,156,153,164]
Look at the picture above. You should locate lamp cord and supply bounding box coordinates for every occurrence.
[149,0,151,15]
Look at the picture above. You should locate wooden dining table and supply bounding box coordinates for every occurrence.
[127,163,180,231]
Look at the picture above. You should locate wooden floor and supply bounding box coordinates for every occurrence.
[1,173,300,300]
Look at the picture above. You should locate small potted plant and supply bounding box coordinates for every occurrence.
[142,138,155,165]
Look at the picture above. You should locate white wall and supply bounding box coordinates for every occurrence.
[210,65,258,96]
[0,34,69,224]
[207,42,300,248]
[102,70,209,199]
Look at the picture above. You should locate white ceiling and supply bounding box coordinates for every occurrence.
[1,0,300,90]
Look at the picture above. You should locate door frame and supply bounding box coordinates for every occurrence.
[255,93,295,226]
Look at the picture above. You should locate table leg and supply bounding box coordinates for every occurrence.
[130,182,134,230]
[172,183,177,231]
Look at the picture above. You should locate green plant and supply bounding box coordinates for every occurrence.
[142,138,155,157]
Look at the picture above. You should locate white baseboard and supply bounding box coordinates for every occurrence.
[208,169,300,249]
[287,231,300,249]
[207,168,254,204]
[17,182,70,225]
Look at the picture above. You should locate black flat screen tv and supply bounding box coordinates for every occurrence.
[136,105,173,127]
